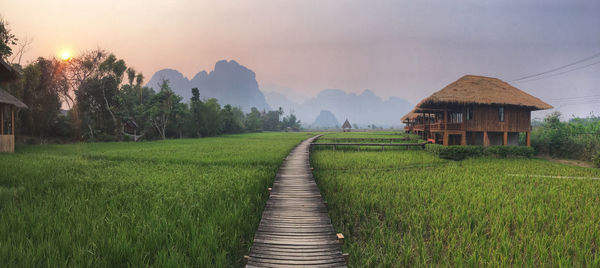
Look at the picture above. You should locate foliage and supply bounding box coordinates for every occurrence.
[0,16,17,58]
[594,151,600,168]
[6,58,63,140]
[426,144,535,160]
[6,50,303,143]
[425,144,483,160]
[0,132,311,267]
[485,145,535,158]
[531,112,600,162]
[312,140,600,266]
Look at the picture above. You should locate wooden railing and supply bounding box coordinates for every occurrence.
[429,123,463,131]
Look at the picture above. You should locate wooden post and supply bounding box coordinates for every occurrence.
[343,253,349,264]
[443,132,449,146]
[336,233,345,244]
[483,131,490,147]
[526,131,531,147]
[12,106,15,135]
[0,104,3,135]
[461,131,467,145]
[503,131,508,146]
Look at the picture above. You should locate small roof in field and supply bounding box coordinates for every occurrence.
[342,119,351,129]
[417,75,553,110]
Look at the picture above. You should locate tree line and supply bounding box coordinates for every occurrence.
[4,50,301,143]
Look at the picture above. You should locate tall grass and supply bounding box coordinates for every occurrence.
[312,136,600,266]
[0,132,311,267]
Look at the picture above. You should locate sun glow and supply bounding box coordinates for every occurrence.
[60,49,72,60]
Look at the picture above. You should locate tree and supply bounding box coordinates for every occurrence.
[245,107,263,132]
[144,80,182,140]
[281,113,301,131]
[6,58,64,140]
[0,16,17,59]
[201,98,222,137]
[221,104,245,134]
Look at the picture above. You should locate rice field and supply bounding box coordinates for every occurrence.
[312,132,600,267]
[0,132,311,267]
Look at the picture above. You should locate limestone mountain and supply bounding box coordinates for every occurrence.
[146,60,269,112]
[310,110,340,129]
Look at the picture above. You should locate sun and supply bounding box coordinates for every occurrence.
[60,49,72,61]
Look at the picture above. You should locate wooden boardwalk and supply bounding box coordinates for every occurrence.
[246,136,347,268]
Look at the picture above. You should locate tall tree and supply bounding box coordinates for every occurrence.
[144,80,182,139]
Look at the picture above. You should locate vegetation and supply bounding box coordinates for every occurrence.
[0,132,311,267]
[5,50,302,143]
[312,133,600,266]
[531,112,600,163]
[425,144,534,160]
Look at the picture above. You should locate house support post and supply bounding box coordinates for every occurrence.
[526,131,531,147]
[461,131,467,145]
[503,131,508,146]
[483,131,490,147]
[443,131,449,146]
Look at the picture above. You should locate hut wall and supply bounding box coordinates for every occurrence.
[464,105,530,132]
[0,134,14,152]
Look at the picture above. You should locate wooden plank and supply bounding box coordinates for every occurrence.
[246,135,347,267]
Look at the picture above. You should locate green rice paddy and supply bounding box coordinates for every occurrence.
[0,132,311,267]
[312,132,600,267]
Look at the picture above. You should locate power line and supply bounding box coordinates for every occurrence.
[510,52,600,82]
[512,60,600,84]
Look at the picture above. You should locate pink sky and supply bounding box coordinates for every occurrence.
[3,0,600,118]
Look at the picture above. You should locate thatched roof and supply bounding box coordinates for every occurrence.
[0,88,28,108]
[401,109,434,121]
[0,58,20,82]
[342,119,352,129]
[417,75,552,110]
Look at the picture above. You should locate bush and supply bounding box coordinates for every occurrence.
[594,151,600,168]
[426,144,534,160]
[425,144,483,160]
[485,145,534,158]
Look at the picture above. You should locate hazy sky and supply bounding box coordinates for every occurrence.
[3,0,600,118]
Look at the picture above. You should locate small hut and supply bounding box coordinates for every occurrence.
[342,119,352,132]
[405,75,552,146]
[0,58,27,152]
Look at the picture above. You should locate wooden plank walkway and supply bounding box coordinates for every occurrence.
[246,135,347,268]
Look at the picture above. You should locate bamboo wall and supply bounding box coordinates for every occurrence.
[0,135,14,152]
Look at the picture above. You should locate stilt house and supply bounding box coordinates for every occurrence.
[403,75,552,146]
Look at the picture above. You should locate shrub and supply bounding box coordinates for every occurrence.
[485,145,534,158]
[426,144,534,160]
[425,144,483,160]
[594,151,600,168]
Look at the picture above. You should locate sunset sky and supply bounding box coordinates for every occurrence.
[3,0,600,118]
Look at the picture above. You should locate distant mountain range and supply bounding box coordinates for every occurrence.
[266,89,412,127]
[311,110,340,129]
[147,60,412,127]
[146,60,269,111]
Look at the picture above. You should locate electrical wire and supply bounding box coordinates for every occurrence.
[510,52,600,82]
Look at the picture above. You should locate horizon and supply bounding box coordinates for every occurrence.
[3,0,600,119]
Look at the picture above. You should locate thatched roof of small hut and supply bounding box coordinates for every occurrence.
[342,119,352,129]
[417,75,552,110]
[0,88,27,108]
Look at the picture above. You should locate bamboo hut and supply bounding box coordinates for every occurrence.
[0,58,27,152]
[406,75,552,146]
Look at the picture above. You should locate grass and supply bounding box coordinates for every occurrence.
[0,132,312,267]
[312,132,600,267]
